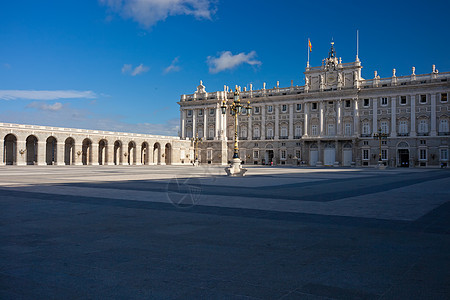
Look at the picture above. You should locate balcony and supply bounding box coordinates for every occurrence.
[438,132,450,136]
[279,136,289,139]
[294,136,302,139]
[253,136,261,140]
[417,132,429,136]
[266,136,274,140]
[398,133,410,137]
[361,134,372,137]
[239,137,248,140]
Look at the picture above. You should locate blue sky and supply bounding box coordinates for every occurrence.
[1,0,449,135]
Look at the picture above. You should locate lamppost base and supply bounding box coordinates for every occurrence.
[225,158,247,176]
[193,159,200,167]
[376,161,387,169]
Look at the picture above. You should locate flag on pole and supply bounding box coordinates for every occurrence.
[308,39,312,52]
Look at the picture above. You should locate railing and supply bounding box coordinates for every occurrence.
[279,136,289,139]
[417,132,429,136]
[294,136,302,139]
[398,133,410,136]
[361,134,372,137]
[438,132,450,136]
[252,136,261,140]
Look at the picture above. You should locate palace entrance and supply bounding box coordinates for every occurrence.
[398,149,409,167]
[264,150,274,165]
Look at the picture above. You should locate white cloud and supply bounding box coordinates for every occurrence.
[99,0,216,28]
[207,51,262,74]
[0,90,97,101]
[122,63,149,76]
[163,57,180,74]
[27,102,64,111]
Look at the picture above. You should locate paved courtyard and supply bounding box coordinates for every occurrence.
[0,165,449,299]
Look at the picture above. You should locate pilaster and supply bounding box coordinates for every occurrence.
[430,93,437,136]
[17,140,26,166]
[353,98,359,136]
[203,108,207,139]
[304,103,309,136]
[37,141,46,165]
[261,105,266,140]
[192,109,197,137]
[288,104,294,139]
[372,97,378,132]
[410,95,416,137]
[135,144,142,165]
[74,144,83,165]
[91,143,99,165]
[248,114,253,140]
[56,142,65,165]
[107,144,115,165]
[275,105,279,139]
[319,101,324,136]
[337,100,342,136]
[391,96,397,137]
[180,109,186,139]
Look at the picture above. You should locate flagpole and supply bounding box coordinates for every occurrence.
[307,38,310,68]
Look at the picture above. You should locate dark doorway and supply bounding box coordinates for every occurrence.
[398,149,409,167]
[265,150,274,165]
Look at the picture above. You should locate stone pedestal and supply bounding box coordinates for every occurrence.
[376,161,387,169]
[225,158,247,176]
[193,159,200,167]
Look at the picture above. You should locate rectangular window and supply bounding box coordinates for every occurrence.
[345,100,351,108]
[311,103,318,110]
[267,128,273,138]
[381,149,388,160]
[440,149,448,161]
[267,105,273,113]
[362,122,371,135]
[400,96,407,105]
[439,119,449,133]
[381,97,388,106]
[363,149,369,160]
[253,127,260,138]
[381,140,387,145]
[344,123,352,136]
[241,107,247,115]
[295,150,301,159]
[419,149,427,160]
[295,125,302,137]
[311,125,318,136]
[209,109,215,116]
[253,151,259,159]
[281,127,288,137]
[418,120,428,133]
[187,110,192,117]
[420,139,426,145]
[198,110,203,116]
[254,107,260,114]
[420,94,427,104]
[281,150,287,160]
[441,93,448,102]
[207,149,212,160]
[363,99,370,107]
[381,121,389,134]
[296,103,302,111]
[363,141,369,146]
[399,120,408,134]
[281,104,287,112]
[209,128,214,138]
[327,124,335,136]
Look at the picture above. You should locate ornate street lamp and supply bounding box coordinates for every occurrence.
[373,127,388,168]
[191,133,202,166]
[221,86,252,176]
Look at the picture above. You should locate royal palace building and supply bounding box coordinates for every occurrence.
[179,43,450,168]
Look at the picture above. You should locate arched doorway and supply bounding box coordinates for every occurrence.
[82,138,92,165]
[343,143,353,167]
[4,134,17,165]
[46,136,57,165]
[264,144,274,165]
[141,142,149,165]
[114,141,122,165]
[99,139,107,165]
[165,143,171,165]
[26,135,38,165]
[309,143,318,166]
[397,141,409,168]
[153,143,161,165]
[128,141,136,165]
[64,137,75,165]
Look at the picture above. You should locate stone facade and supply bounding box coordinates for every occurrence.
[1,122,192,166]
[179,43,450,168]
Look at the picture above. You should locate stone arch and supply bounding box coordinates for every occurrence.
[4,134,17,165]
[113,140,122,165]
[397,141,409,148]
[153,142,161,165]
[164,143,172,165]
[64,137,75,165]
[46,136,57,165]
[26,135,38,165]
[141,142,149,165]
[98,139,108,165]
[128,141,136,165]
[82,138,92,165]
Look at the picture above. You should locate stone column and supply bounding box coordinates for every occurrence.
[107,143,115,165]
[289,104,294,139]
[215,104,221,140]
[304,103,309,136]
[192,109,197,138]
[76,143,84,165]
[203,108,207,139]
[248,113,252,140]
[410,95,416,137]
[37,141,46,165]
[91,142,99,165]
[56,142,65,165]
[430,93,437,136]
[320,101,324,136]
[222,109,227,140]
[17,140,26,166]
[354,98,360,136]
[0,139,4,165]
[372,97,378,132]
[180,109,185,139]
[391,96,397,137]
[261,105,266,140]
[275,105,279,139]
[337,100,342,136]
[134,144,141,165]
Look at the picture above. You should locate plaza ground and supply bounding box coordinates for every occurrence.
[0,165,449,299]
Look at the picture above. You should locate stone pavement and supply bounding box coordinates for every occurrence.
[0,165,449,299]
